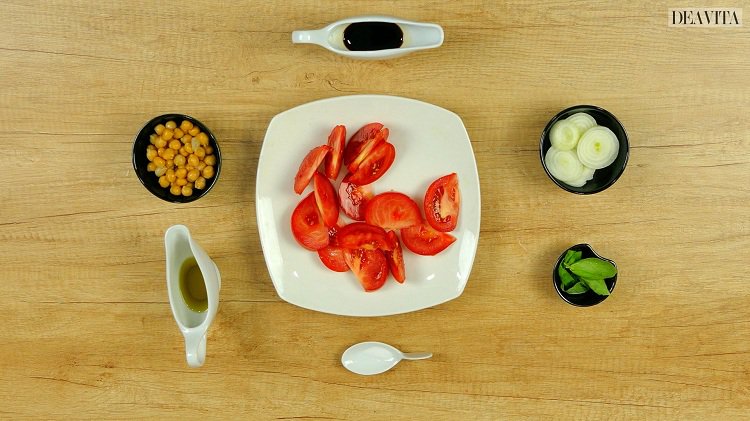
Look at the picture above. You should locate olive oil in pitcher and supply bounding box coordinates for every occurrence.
[179,257,208,312]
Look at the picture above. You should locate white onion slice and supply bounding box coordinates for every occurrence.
[549,120,581,151]
[545,146,584,182]
[576,126,619,169]
[566,113,597,134]
[564,165,595,187]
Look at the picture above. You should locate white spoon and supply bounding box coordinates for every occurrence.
[341,341,432,375]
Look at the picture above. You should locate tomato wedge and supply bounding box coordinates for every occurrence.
[337,222,394,251]
[424,173,461,232]
[290,193,329,251]
[294,145,330,194]
[384,231,405,283]
[338,178,373,221]
[343,122,384,167]
[344,248,389,292]
[324,125,346,180]
[347,142,396,185]
[400,222,456,256]
[364,192,421,230]
[347,128,388,174]
[312,172,338,227]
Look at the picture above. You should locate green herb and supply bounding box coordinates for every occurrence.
[557,251,617,297]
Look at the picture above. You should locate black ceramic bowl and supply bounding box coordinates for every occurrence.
[539,105,629,194]
[553,243,617,307]
[132,114,221,203]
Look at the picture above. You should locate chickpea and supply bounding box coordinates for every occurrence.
[155,138,167,149]
[184,142,193,154]
[186,165,194,171]
[178,146,188,157]
[154,166,167,177]
[153,157,166,167]
[187,154,200,167]
[181,185,193,196]
[187,169,200,182]
[147,162,157,172]
[146,148,157,161]
[180,120,193,132]
[170,184,182,196]
[175,168,187,179]
[193,147,205,159]
[169,139,181,150]
[166,169,176,183]
[205,145,214,155]
[181,134,192,144]
[157,147,166,157]
[197,132,209,147]
[165,120,177,130]
[162,148,176,160]
[154,124,165,135]
[197,162,206,171]
[173,128,184,139]
[194,176,206,190]
[158,175,170,188]
[174,154,186,167]
[188,126,200,136]
[161,129,174,141]
[149,134,158,145]
[166,159,174,169]
[204,155,216,166]
[176,178,188,187]
[202,165,215,179]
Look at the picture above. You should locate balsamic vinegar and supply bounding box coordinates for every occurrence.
[343,22,404,51]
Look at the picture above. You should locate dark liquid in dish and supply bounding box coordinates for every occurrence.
[343,22,403,51]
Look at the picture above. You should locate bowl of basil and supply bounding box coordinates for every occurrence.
[553,244,618,307]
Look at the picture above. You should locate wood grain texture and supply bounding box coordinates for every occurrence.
[1,0,749,419]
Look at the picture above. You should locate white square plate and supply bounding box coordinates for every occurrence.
[256,95,480,316]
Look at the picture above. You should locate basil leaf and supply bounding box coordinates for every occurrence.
[558,264,577,288]
[563,250,582,267]
[568,258,617,279]
[564,281,589,294]
[580,277,610,296]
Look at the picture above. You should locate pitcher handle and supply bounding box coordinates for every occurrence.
[185,332,207,368]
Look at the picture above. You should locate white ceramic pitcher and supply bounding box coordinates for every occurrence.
[164,224,221,368]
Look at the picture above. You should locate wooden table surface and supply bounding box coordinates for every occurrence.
[2,1,749,419]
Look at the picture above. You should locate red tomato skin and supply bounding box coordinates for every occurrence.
[324,125,346,180]
[364,192,421,230]
[337,222,394,251]
[385,231,406,283]
[294,145,330,194]
[338,179,373,221]
[343,123,384,166]
[312,172,338,227]
[400,222,456,256]
[344,248,389,292]
[424,173,461,232]
[290,193,329,251]
[317,246,349,272]
[347,142,396,185]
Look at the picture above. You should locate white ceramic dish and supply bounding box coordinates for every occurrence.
[256,95,480,317]
[292,15,443,60]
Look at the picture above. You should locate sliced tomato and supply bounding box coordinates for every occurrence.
[347,128,388,174]
[337,222,394,251]
[312,172,338,227]
[347,142,396,185]
[343,122,384,167]
[384,231,405,283]
[424,173,460,232]
[317,246,349,272]
[364,192,421,230]
[324,125,346,180]
[400,222,456,256]
[338,178,373,221]
[290,193,329,251]
[294,145,330,194]
[344,248,389,292]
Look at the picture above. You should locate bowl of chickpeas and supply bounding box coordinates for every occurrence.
[132,114,221,203]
